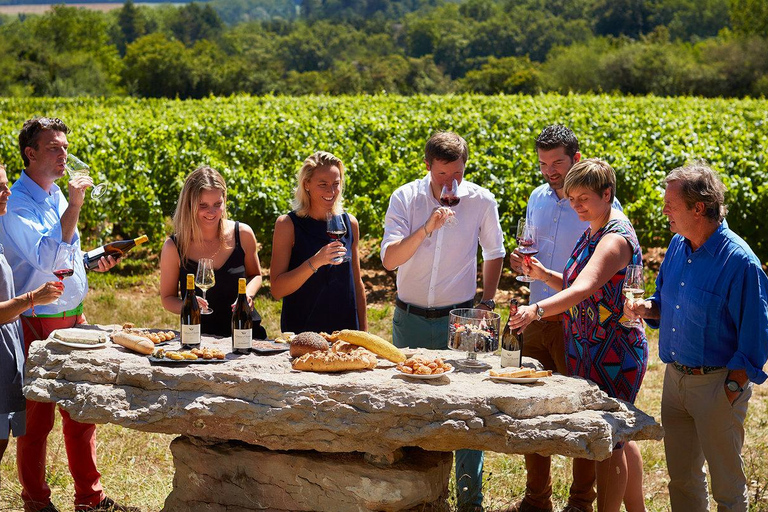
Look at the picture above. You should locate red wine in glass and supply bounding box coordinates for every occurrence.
[326,212,350,262]
[516,219,538,283]
[53,268,74,281]
[440,179,459,226]
[327,230,345,240]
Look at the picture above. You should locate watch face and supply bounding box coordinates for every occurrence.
[727,380,741,392]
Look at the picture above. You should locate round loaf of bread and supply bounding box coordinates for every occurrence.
[290,331,329,357]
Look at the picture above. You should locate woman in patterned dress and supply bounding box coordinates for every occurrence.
[508,158,648,512]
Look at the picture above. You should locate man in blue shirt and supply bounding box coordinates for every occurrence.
[625,163,768,512]
[0,118,137,512]
[508,125,621,512]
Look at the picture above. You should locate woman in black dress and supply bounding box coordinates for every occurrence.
[270,151,367,333]
[160,166,266,338]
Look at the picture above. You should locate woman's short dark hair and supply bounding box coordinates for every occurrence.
[19,117,70,167]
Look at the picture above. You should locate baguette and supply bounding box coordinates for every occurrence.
[335,329,406,363]
[291,349,377,372]
[490,368,535,378]
[112,331,155,355]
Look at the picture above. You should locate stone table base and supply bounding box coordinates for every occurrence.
[162,436,453,512]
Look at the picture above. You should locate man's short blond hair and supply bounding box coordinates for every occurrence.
[424,131,468,165]
[564,158,616,202]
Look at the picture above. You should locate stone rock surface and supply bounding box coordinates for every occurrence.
[162,437,452,512]
[25,331,663,460]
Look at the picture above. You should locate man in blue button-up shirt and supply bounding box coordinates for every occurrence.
[625,163,768,512]
[0,118,136,512]
[508,125,620,512]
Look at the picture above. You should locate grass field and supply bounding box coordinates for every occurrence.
[1,269,767,512]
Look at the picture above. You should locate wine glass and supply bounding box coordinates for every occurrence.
[51,246,76,305]
[439,179,459,227]
[326,212,350,263]
[195,258,216,315]
[621,264,645,327]
[66,154,107,199]
[515,218,538,283]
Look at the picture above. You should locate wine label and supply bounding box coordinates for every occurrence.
[500,348,522,368]
[233,329,252,349]
[181,324,201,346]
[85,247,105,259]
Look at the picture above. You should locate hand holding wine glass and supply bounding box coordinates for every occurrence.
[439,179,459,227]
[31,280,65,306]
[621,264,645,327]
[515,219,539,283]
[326,212,350,263]
[51,246,77,305]
[195,258,216,315]
[66,154,107,199]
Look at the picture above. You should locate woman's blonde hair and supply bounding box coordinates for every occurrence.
[564,158,616,202]
[172,166,229,265]
[292,151,345,217]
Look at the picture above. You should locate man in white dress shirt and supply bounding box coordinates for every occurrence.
[381,131,505,512]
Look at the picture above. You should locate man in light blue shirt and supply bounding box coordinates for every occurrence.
[625,163,768,512]
[508,125,620,512]
[0,117,136,512]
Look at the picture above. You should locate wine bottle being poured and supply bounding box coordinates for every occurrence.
[83,235,149,270]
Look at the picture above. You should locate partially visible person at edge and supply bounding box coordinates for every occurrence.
[160,166,266,339]
[381,131,505,512]
[0,162,64,472]
[624,162,768,512]
[506,125,621,512]
[0,117,139,512]
[508,158,647,512]
[270,151,367,333]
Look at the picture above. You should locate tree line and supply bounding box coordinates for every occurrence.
[1,0,767,97]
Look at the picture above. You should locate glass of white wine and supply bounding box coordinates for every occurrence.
[66,154,107,199]
[195,258,215,315]
[621,264,645,328]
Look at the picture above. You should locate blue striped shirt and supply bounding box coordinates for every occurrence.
[646,223,768,384]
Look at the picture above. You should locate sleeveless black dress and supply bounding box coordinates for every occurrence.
[172,222,267,338]
[280,211,359,333]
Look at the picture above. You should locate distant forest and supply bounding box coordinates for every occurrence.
[1,0,767,97]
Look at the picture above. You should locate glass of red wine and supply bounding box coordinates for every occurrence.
[439,179,459,227]
[326,212,349,263]
[516,218,538,283]
[52,246,76,304]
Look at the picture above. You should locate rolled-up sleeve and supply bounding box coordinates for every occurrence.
[381,191,409,264]
[478,198,506,261]
[5,206,78,273]
[726,261,768,384]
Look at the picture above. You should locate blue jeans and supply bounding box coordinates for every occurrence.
[391,305,484,509]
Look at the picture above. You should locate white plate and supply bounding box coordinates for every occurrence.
[488,373,539,384]
[52,339,108,349]
[394,366,455,380]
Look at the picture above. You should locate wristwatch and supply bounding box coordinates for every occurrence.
[534,304,545,321]
[478,299,496,310]
[726,379,744,393]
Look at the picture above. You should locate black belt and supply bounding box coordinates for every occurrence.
[395,297,474,319]
[672,361,726,375]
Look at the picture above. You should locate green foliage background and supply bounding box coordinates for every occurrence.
[1,94,766,262]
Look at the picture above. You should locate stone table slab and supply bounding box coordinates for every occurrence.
[25,331,663,461]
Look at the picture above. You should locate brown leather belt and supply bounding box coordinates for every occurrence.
[395,297,474,319]
[672,361,725,375]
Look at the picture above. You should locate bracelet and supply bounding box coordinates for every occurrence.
[307,258,318,273]
[27,291,36,317]
[423,225,432,238]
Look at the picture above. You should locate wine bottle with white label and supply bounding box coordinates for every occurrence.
[231,278,252,354]
[83,235,149,270]
[500,300,524,368]
[180,273,201,348]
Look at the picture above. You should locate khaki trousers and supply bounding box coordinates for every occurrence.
[662,364,751,512]
[521,319,596,512]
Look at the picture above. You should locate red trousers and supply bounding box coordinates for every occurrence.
[17,315,105,511]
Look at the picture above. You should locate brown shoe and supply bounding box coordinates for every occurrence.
[75,497,140,512]
[561,506,589,512]
[495,500,553,512]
